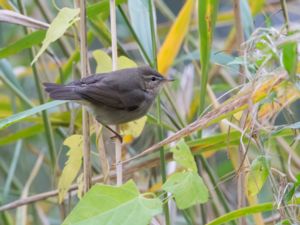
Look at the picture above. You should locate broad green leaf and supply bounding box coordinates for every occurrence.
[31,7,80,64]
[0,124,44,146]
[128,0,155,62]
[246,155,271,196]
[282,41,298,81]
[171,139,197,172]
[0,100,67,130]
[157,0,193,74]
[0,30,46,58]
[58,135,83,203]
[62,180,162,225]
[163,171,209,209]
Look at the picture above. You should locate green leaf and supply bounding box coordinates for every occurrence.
[0,124,44,146]
[171,139,197,172]
[56,31,93,83]
[206,202,274,225]
[282,41,298,81]
[284,180,300,202]
[163,171,209,209]
[0,30,46,59]
[198,0,219,113]
[246,155,271,196]
[240,0,254,39]
[0,100,67,130]
[87,0,127,19]
[128,0,154,62]
[276,219,293,225]
[58,135,83,203]
[0,64,33,108]
[31,7,80,65]
[62,180,162,225]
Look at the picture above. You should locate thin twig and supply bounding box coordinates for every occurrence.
[79,0,91,193]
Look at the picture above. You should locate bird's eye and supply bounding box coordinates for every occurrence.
[151,77,156,81]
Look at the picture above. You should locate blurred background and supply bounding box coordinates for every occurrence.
[0,0,300,224]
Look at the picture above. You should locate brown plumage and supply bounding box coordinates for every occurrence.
[44,66,171,125]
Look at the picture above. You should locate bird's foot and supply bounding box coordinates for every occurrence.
[110,134,123,143]
[103,124,123,143]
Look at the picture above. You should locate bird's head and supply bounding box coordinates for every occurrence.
[139,66,173,94]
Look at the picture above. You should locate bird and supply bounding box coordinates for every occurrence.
[43,66,173,141]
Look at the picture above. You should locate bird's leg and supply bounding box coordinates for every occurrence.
[103,124,123,143]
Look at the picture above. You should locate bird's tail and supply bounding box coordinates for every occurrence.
[43,83,80,100]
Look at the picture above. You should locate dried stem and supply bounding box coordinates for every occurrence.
[233,1,248,224]
[96,124,110,184]
[79,0,91,193]
[109,0,122,186]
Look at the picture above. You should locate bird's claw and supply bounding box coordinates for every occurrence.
[110,134,123,143]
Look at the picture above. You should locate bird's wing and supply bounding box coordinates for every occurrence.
[73,75,146,110]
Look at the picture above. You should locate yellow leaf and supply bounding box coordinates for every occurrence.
[246,156,270,197]
[120,116,147,144]
[117,56,137,69]
[76,173,84,200]
[157,0,194,74]
[93,50,112,73]
[31,7,80,65]
[0,0,14,10]
[217,0,265,23]
[257,84,300,122]
[58,135,83,203]
[92,50,137,73]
